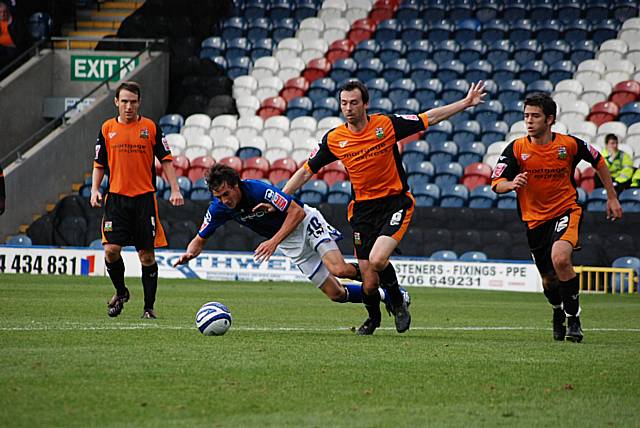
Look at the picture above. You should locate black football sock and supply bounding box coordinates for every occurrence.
[141,263,158,310]
[105,257,127,295]
[362,290,381,322]
[559,276,580,317]
[543,285,562,308]
[379,263,402,304]
[350,262,362,282]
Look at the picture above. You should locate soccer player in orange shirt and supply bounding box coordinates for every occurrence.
[491,93,622,342]
[90,81,184,319]
[282,80,486,335]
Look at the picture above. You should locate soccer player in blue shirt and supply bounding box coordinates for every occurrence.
[174,164,408,311]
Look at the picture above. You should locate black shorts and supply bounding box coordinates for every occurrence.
[348,193,415,260]
[526,208,582,276]
[102,192,167,250]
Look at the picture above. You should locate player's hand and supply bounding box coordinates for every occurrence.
[252,202,275,213]
[512,172,528,190]
[465,80,487,107]
[173,253,193,267]
[90,189,102,207]
[170,189,184,207]
[254,239,277,263]
[606,197,623,222]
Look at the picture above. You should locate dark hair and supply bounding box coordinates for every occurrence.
[206,164,240,192]
[605,133,618,144]
[339,79,369,104]
[115,81,141,99]
[524,92,556,121]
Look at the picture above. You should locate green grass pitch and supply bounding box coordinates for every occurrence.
[1,274,639,427]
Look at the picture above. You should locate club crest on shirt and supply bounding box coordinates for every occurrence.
[353,232,361,246]
[108,132,117,139]
[557,146,567,160]
[521,153,530,161]
[139,128,149,139]
[375,127,384,139]
[104,221,113,232]
[339,140,348,148]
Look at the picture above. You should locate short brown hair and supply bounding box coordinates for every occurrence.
[115,81,141,99]
[339,79,369,104]
[206,164,240,192]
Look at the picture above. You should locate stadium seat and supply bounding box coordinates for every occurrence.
[363,78,387,101]
[428,120,453,145]
[406,160,435,189]
[428,141,458,166]
[618,188,640,212]
[402,140,430,165]
[280,77,309,102]
[387,78,416,105]
[466,60,493,83]
[592,19,621,45]
[27,12,53,41]
[257,96,287,120]
[453,18,480,43]
[293,0,317,20]
[268,0,292,20]
[272,17,298,42]
[497,79,526,105]
[425,19,453,43]
[298,179,329,204]
[322,18,350,45]
[611,256,640,293]
[301,38,329,64]
[382,58,410,83]
[439,184,468,208]
[509,19,534,43]
[453,121,480,145]
[278,57,306,82]
[200,36,226,58]
[457,141,486,168]
[461,162,493,191]
[401,19,425,43]
[352,39,380,64]
[302,58,331,83]
[435,59,464,82]
[326,39,355,64]
[307,78,336,104]
[159,114,184,135]
[618,103,640,127]
[586,188,609,212]
[368,98,393,114]
[441,80,469,104]
[241,156,270,180]
[480,121,508,145]
[610,81,640,108]
[396,2,420,22]
[326,180,352,204]
[514,40,541,65]
[476,0,501,21]
[587,101,620,127]
[432,40,459,63]
[188,156,215,182]
[379,39,406,63]
[374,19,400,43]
[502,1,527,20]
[348,18,376,45]
[329,58,358,83]
[286,97,313,120]
[7,234,33,246]
[468,184,496,208]
[171,155,190,177]
[541,40,569,66]
[311,96,340,121]
[459,251,488,262]
[519,61,548,86]
[319,161,348,186]
[496,190,517,209]
[268,157,298,183]
[413,183,440,207]
[547,61,576,86]
[434,162,463,187]
[493,60,520,83]
[431,249,458,261]
[481,19,507,43]
[406,40,432,65]
[526,79,554,96]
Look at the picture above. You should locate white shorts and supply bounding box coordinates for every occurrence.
[277,205,343,287]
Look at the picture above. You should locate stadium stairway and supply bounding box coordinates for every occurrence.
[56,1,144,49]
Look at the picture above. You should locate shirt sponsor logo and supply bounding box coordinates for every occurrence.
[521,153,530,161]
[557,146,567,160]
[586,142,600,159]
[140,128,149,139]
[108,132,117,139]
[104,221,113,232]
[199,211,211,232]
[339,140,348,148]
[309,147,319,159]
[265,189,288,211]
[94,144,100,160]
[375,127,384,139]
[395,114,419,121]
[492,163,507,178]
[161,136,170,152]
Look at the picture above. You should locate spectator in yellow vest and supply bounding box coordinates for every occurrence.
[599,134,634,193]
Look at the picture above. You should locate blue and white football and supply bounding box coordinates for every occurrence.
[195,301,232,336]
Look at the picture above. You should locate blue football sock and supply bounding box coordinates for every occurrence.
[343,284,363,303]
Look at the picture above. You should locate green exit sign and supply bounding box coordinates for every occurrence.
[71,55,139,81]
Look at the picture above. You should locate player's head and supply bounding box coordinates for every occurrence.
[114,81,141,124]
[605,133,619,152]
[524,92,556,138]
[207,164,242,209]
[0,2,10,21]
[339,80,369,126]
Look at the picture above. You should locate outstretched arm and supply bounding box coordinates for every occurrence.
[173,235,207,266]
[426,81,486,126]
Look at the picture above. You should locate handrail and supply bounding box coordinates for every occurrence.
[0,39,49,81]
[0,37,167,167]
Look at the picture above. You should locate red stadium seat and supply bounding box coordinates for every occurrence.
[280,77,309,102]
[188,155,216,182]
[369,0,398,23]
[302,57,332,83]
[580,166,596,193]
[326,39,355,64]
[218,156,243,172]
[348,19,376,44]
[319,161,348,186]
[461,162,493,191]
[171,155,190,177]
[609,80,640,108]
[268,157,298,183]
[587,101,620,127]
[241,156,271,179]
[257,96,287,120]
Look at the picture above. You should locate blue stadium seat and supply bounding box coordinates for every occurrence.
[481,19,507,43]
[236,147,263,160]
[466,60,493,82]
[176,176,193,197]
[434,162,464,187]
[308,78,336,103]
[222,17,247,40]
[541,40,569,65]
[576,187,587,205]
[286,96,313,120]
[356,58,384,82]
[396,2,421,22]
[450,1,474,20]
[441,79,469,104]
[514,40,541,65]
[422,1,447,21]
[227,56,251,79]
[530,0,555,20]
[352,39,380,63]
[269,0,292,20]
[421,99,445,111]
[526,79,553,96]
[200,36,226,57]
[586,188,608,212]
[429,141,458,165]
[457,141,486,168]
[247,17,272,43]
[440,183,469,208]
[535,20,563,43]
[327,180,351,204]
[389,78,416,105]
[468,184,496,208]
[406,160,435,189]
[298,179,329,205]
[159,114,184,135]
[413,183,441,207]
[27,12,52,41]
[476,0,501,21]
[453,18,481,43]
[618,188,640,212]
[482,79,498,100]
[382,58,410,83]
[486,39,514,65]
[611,256,640,293]
[402,140,431,166]
[453,120,481,145]
[459,251,488,262]
[425,19,453,43]
[428,120,452,144]
[432,40,459,63]
[379,39,407,63]
[564,19,590,43]
[557,0,581,20]
[503,100,525,126]
[592,19,620,44]
[502,0,528,20]
[509,19,534,43]
[244,0,267,19]
[549,60,577,85]
[329,58,358,82]
[496,190,517,209]
[312,98,339,121]
[613,1,639,20]
[458,40,487,65]
[570,40,596,64]
[375,19,401,43]
[366,77,389,100]
[272,17,298,42]
[618,103,640,127]
[585,1,609,20]
[7,234,32,246]
[410,59,438,82]
[406,40,432,64]
[368,98,393,114]
[208,55,228,72]
[435,59,465,82]
[225,37,252,60]
[480,121,508,144]
[474,100,503,123]
[497,79,526,104]
[519,60,548,85]
[294,0,318,20]
[251,38,274,61]
[401,19,425,43]
[493,60,520,82]
[430,249,458,261]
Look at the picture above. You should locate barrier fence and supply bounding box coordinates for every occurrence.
[574,266,637,294]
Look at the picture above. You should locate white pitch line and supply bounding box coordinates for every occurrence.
[1,324,640,333]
